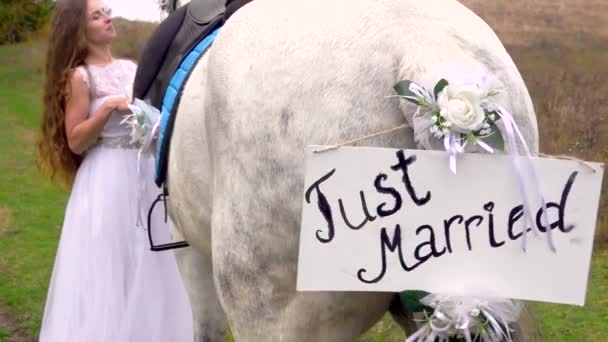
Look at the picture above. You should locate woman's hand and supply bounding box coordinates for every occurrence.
[65,75,132,155]
[103,96,131,114]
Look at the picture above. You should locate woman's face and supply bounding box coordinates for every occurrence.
[85,0,116,45]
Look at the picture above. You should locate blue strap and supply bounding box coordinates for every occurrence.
[155,27,221,185]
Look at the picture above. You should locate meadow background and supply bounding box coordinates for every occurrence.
[0,0,606,341]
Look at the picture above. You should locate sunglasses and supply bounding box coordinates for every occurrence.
[102,4,112,16]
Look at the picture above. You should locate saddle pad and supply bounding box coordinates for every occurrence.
[155,28,222,187]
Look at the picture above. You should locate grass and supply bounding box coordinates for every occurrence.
[0,40,68,337]
[509,45,608,242]
[530,248,608,341]
[0,25,606,341]
[0,20,155,337]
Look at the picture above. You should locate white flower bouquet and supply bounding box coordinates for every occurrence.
[121,98,161,153]
[394,77,506,173]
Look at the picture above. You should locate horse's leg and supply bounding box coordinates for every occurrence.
[173,246,228,342]
[168,182,229,342]
[512,304,542,342]
[210,227,393,341]
[168,53,228,342]
[208,169,393,342]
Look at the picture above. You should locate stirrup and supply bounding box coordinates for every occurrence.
[147,188,190,252]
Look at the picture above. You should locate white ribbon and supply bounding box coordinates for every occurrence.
[442,133,494,174]
[135,120,161,228]
[443,133,462,174]
[434,102,555,252]
[404,295,523,342]
[405,324,428,342]
[123,99,162,229]
[476,139,495,154]
[495,105,556,252]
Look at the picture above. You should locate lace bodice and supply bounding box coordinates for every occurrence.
[75,59,137,139]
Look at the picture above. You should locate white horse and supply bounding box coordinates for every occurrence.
[164,0,538,340]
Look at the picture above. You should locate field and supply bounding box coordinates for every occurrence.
[0,5,606,341]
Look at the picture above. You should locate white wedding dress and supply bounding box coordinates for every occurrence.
[39,59,194,342]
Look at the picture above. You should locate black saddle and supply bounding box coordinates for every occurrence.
[133,0,252,110]
[132,0,251,252]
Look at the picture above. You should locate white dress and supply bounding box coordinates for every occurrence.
[39,60,194,342]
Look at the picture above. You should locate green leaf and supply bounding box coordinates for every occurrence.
[481,120,505,151]
[433,78,449,100]
[136,114,145,125]
[393,80,422,105]
[394,80,416,97]
[398,290,431,313]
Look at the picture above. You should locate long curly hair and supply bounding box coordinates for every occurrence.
[37,0,89,186]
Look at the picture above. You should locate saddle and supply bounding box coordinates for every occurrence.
[132,0,250,252]
[133,0,252,188]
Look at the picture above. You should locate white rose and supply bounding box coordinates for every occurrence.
[437,84,485,133]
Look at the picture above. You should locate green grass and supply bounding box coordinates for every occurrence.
[0,38,606,341]
[531,248,608,341]
[0,40,68,337]
[0,329,10,341]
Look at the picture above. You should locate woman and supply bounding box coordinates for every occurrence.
[37,0,193,340]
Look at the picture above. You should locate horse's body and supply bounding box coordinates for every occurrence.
[164,0,537,340]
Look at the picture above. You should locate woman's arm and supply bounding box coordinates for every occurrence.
[64,71,129,155]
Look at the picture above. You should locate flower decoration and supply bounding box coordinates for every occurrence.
[394,78,506,173]
[401,291,522,342]
[121,98,161,151]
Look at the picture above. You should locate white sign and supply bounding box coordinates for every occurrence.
[296,146,604,306]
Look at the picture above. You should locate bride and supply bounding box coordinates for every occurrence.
[36,0,193,340]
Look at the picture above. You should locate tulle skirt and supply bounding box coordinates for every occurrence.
[39,143,194,342]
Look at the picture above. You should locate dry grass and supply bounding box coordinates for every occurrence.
[456,0,608,243]
[111,18,157,61]
[0,208,11,235]
[458,0,608,48]
[507,45,608,242]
